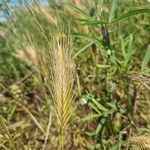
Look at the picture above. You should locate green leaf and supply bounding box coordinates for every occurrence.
[73,33,96,41]
[0,115,15,150]
[113,9,150,23]
[7,105,17,122]
[74,42,94,58]
[88,102,101,113]
[0,116,10,136]
[97,0,104,17]
[90,98,108,112]
[141,45,150,72]
[124,34,134,66]
[109,54,120,68]
[109,144,119,150]
[95,116,107,135]
[109,0,118,23]
[76,18,107,26]
[80,114,102,122]
[142,69,150,76]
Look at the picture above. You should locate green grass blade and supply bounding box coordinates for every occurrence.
[141,45,150,72]
[97,0,104,17]
[80,19,106,26]
[0,115,16,150]
[113,9,150,23]
[73,33,102,44]
[80,114,102,122]
[74,42,95,58]
[124,34,134,66]
[90,98,107,112]
[95,117,107,135]
[73,33,97,41]
[0,116,11,138]
[22,105,45,134]
[7,105,17,122]
[88,102,101,114]
[109,0,118,23]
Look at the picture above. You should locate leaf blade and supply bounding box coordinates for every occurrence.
[141,45,150,72]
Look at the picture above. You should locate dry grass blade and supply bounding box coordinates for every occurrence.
[14,45,49,79]
[51,33,75,150]
[22,105,45,135]
[42,112,52,150]
[33,6,57,25]
[0,144,9,150]
[14,46,38,66]
[130,135,150,150]
[14,102,45,135]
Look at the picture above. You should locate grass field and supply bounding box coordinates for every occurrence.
[0,0,150,149]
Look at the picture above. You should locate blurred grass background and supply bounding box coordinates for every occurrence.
[0,0,150,149]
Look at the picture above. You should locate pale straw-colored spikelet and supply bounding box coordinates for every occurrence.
[51,33,75,150]
[14,46,37,66]
[14,46,49,78]
[33,6,57,25]
[130,135,150,150]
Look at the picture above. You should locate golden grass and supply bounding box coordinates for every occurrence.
[50,33,75,150]
[32,6,57,25]
[14,45,49,79]
[14,46,37,66]
[130,135,150,150]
